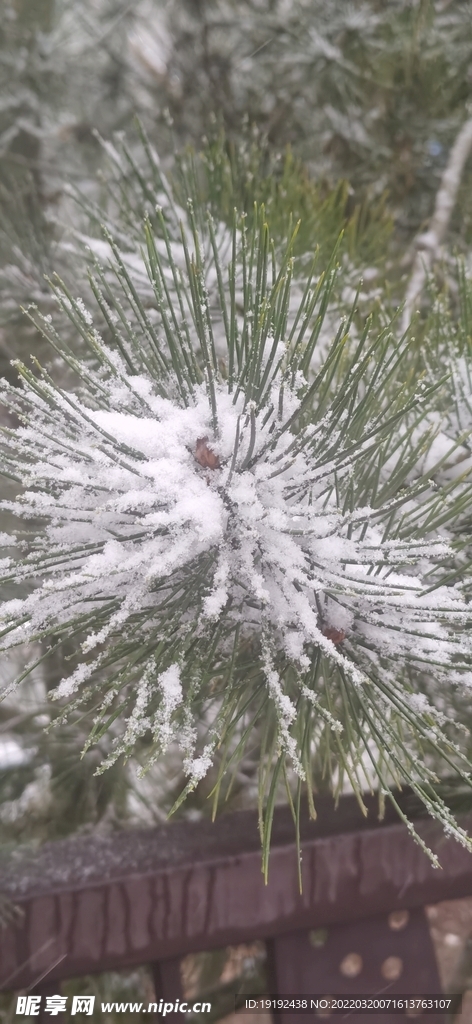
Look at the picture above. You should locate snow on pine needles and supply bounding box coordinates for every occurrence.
[1,207,472,857]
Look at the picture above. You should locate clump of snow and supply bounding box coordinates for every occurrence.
[2,338,471,785]
[1,239,472,803]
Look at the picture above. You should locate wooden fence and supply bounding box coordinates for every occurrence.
[1,791,472,1023]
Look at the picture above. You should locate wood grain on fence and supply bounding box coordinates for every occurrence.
[1,792,472,992]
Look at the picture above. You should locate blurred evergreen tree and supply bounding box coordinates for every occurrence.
[130,0,472,237]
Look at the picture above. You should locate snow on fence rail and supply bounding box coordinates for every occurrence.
[1,791,472,1021]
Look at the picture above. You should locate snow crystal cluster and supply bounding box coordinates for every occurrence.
[1,318,472,786]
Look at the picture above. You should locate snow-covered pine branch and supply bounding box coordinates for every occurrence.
[1,205,472,861]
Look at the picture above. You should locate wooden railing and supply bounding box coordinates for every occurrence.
[1,791,472,1021]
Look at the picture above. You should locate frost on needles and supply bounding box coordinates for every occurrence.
[1,205,472,860]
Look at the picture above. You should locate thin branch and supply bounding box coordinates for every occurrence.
[403,117,472,331]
